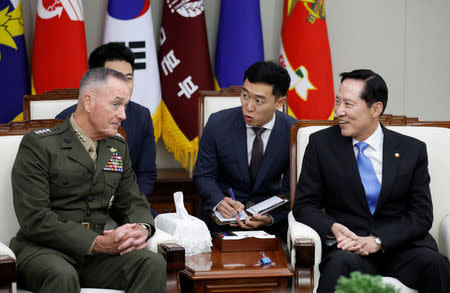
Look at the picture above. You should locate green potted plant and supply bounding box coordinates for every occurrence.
[334,271,399,293]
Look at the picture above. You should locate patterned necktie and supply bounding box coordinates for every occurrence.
[249,127,266,185]
[355,142,381,214]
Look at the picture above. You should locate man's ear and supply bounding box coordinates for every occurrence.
[275,96,287,110]
[371,101,383,117]
[83,94,95,113]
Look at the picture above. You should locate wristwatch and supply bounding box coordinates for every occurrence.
[140,223,151,235]
[374,237,382,247]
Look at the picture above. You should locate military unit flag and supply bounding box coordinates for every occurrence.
[158,0,213,169]
[0,0,29,123]
[215,0,264,89]
[280,0,334,119]
[104,0,163,140]
[31,0,87,94]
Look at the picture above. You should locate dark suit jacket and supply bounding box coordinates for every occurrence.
[293,124,437,253]
[194,107,296,236]
[56,101,157,197]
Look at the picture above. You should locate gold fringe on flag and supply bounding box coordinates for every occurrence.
[161,102,199,170]
[151,101,163,142]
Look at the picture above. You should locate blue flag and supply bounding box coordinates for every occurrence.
[0,0,29,123]
[215,0,264,89]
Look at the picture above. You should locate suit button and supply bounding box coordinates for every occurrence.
[87,196,93,202]
[64,137,71,143]
[86,210,91,217]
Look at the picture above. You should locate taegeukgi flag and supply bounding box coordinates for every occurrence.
[104,0,163,140]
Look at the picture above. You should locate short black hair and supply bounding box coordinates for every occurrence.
[243,61,291,99]
[340,69,388,115]
[88,42,135,70]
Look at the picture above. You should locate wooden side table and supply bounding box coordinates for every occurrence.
[149,168,201,217]
[179,238,293,292]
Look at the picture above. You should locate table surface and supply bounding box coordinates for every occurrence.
[181,239,293,280]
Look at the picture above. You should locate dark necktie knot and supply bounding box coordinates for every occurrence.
[252,127,266,137]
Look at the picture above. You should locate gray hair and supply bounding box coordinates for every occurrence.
[78,67,128,100]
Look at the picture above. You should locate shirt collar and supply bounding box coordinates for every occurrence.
[352,122,383,150]
[70,114,98,152]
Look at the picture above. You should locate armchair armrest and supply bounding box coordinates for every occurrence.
[158,243,184,293]
[287,211,321,293]
[439,214,450,258]
[0,242,16,292]
[148,229,185,293]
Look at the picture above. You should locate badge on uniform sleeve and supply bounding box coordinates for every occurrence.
[103,152,123,172]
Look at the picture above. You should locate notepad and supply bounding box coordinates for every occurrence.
[213,209,247,223]
[245,195,288,215]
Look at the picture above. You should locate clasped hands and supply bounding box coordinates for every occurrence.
[217,197,272,229]
[93,223,149,255]
[331,223,381,256]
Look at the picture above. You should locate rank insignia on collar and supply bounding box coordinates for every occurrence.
[109,147,117,153]
[34,128,51,135]
[103,152,123,172]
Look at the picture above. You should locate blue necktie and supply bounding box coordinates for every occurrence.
[355,142,381,214]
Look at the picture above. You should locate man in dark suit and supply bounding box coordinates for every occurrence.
[194,61,296,240]
[56,43,158,216]
[293,69,450,292]
[11,68,165,293]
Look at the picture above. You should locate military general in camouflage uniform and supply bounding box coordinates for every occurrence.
[10,68,166,293]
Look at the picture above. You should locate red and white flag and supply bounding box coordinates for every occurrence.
[32,0,87,94]
[158,0,213,169]
[280,0,334,120]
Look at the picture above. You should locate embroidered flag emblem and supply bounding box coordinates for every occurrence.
[103,152,123,172]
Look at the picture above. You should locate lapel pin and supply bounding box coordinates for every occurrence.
[394,153,400,158]
[109,147,117,153]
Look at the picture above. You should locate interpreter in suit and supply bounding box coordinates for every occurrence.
[10,68,165,293]
[56,43,158,217]
[194,61,297,240]
[293,69,450,292]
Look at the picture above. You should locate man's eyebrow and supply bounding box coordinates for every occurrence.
[255,94,266,100]
[241,87,266,99]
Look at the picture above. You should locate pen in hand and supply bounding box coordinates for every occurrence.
[228,187,243,216]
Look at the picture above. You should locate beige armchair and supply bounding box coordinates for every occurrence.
[0,119,184,293]
[288,115,450,293]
